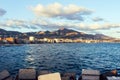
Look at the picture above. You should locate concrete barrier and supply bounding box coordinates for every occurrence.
[0,70,10,80]
[107,76,120,80]
[18,69,36,80]
[81,69,100,80]
[38,72,61,80]
[4,76,13,80]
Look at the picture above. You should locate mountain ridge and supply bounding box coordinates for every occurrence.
[0,28,115,39]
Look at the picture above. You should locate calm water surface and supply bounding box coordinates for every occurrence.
[0,43,120,75]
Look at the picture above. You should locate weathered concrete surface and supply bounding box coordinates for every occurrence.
[107,76,120,80]
[0,70,10,80]
[5,77,13,80]
[82,75,99,80]
[38,72,61,80]
[82,69,100,80]
[82,69,100,75]
[19,69,36,80]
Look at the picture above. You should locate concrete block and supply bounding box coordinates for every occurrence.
[107,76,120,80]
[38,72,61,80]
[0,70,10,80]
[82,69,100,75]
[82,69,100,80]
[19,69,36,80]
[82,75,99,80]
[5,77,13,80]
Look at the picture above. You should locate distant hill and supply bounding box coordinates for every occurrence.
[94,34,114,40]
[0,28,22,37]
[0,28,7,34]
[0,28,115,40]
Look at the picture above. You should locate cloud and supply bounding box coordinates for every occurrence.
[0,8,6,16]
[29,3,93,21]
[1,19,120,32]
[0,19,38,29]
[31,19,120,30]
[116,31,120,33]
[93,17,104,22]
[89,23,120,30]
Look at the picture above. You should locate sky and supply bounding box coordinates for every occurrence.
[0,0,120,38]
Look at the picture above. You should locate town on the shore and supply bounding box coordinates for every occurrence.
[0,36,120,44]
[0,28,120,44]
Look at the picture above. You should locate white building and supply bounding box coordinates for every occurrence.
[29,36,35,42]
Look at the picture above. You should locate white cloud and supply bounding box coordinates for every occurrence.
[31,19,120,31]
[1,19,120,32]
[0,19,38,29]
[29,3,92,21]
[0,8,6,16]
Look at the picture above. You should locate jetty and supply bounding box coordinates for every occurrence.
[0,68,119,80]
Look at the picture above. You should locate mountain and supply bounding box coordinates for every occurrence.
[0,28,7,34]
[0,28,115,40]
[53,28,94,39]
[94,34,114,39]
[26,28,87,39]
[25,28,99,39]
[0,28,22,37]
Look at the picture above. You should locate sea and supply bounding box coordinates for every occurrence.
[0,43,120,76]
